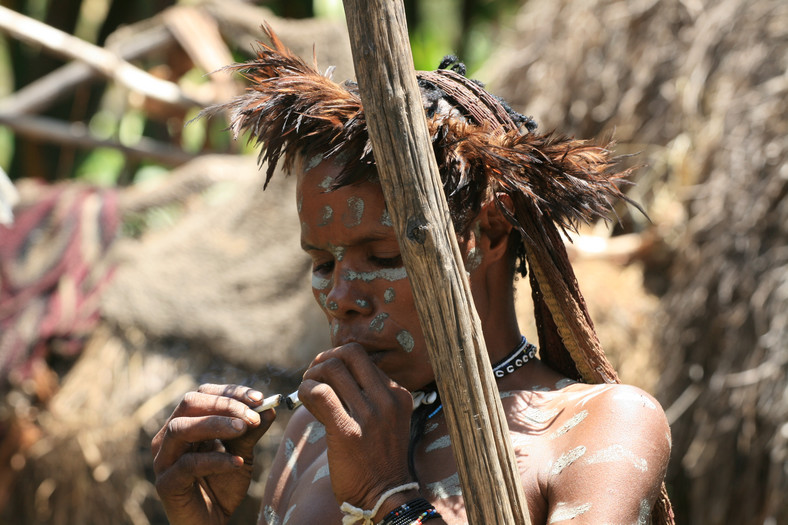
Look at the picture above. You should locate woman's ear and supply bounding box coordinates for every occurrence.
[477,194,514,262]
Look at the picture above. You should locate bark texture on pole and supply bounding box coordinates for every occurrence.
[341,2,531,524]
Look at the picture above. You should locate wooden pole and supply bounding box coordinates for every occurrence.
[341,2,531,524]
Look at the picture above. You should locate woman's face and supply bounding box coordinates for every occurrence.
[296,160,435,391]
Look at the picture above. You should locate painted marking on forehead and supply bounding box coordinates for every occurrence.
[305,421,326,444]
[549,410,589,440]
[345,267,407,282]
[370,313,389,333]
[549,502,592,523]
[384,287,396,303]
[425,421,439,434]
[305,153,325,172]
[427,473,463,499]
[343,196,365,227]
[585,444,648,472]
[524,406,560,424]
[426,434,451,453]
[397,330,415,352]
[319,205,334,226]
[318,175,333,189]
[550,446,586,475]
[312,275,331,291]
[380,208,393,227]
[313,463,330,483]
[283,504,296,525]
[262,505,280,525]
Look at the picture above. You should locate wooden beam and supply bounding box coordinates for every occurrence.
[0,6,201,109]
[341,2,531,524]
[0,21,175,116]
[0,114,196,167]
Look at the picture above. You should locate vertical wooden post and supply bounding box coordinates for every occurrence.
[341,2,531,524]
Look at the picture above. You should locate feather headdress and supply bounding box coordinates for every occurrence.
[212,24,673,525]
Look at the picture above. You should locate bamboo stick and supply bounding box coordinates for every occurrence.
[341,1,531,523]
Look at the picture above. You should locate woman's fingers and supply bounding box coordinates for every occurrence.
[155,450,245,495]
[152,385,275,475]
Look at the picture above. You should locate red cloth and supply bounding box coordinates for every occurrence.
[0,181,120,388]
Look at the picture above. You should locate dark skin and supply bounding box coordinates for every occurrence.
[152,159,671,524]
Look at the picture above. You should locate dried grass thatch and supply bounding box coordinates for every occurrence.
[488,0,787,522]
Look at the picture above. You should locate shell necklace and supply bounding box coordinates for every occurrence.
[411,335,537,415]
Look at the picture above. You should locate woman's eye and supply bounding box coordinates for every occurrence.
[313,260,334,274]
[371,255,402,268]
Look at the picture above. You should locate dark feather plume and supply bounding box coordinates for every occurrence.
[209,24,637,237]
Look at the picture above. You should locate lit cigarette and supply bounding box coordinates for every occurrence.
[285,391,302,410]
[254,394,283,413]
[253,392,302,413]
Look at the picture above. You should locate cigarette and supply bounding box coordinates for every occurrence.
[253,391,302,413]
[284,391,302,410]
[254,394,284,413]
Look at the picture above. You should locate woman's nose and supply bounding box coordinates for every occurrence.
[324,270,374,318]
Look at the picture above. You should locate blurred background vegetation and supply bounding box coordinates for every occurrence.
[0,0,520,187]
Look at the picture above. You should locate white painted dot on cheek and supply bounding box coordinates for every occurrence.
[397,330,415,352]
[319,205,333,226]
[312,275,331,291]
[318,293,328,308]
[369,313,389,333]
[384,287,395,303]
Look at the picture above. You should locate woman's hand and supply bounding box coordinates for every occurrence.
[151,384,276,525]
[298,344,418,518]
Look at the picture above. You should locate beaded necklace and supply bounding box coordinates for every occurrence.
[411,335,537,418]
